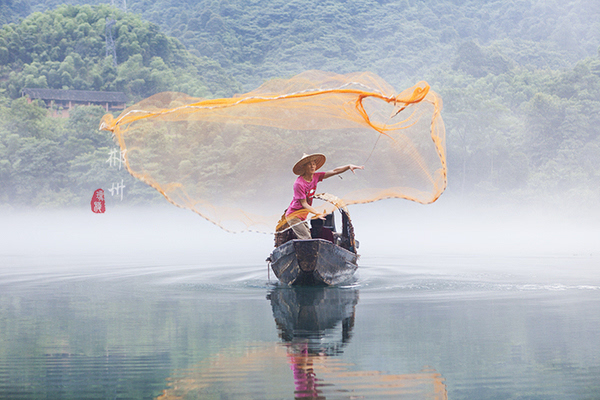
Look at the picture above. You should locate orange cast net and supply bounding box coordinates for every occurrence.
[99,70,446,233]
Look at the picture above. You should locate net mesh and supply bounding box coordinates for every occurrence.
[99,70,446,233]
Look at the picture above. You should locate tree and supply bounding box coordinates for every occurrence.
[0,4,239,102]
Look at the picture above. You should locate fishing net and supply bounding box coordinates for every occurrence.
[99,70,446,233]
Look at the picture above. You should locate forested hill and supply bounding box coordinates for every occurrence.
[136,0,600,92]
[0,4,238,99]
[0,0,30,26]
[0,5,238,207]
[1,0,600,210]
[15,0,600,91]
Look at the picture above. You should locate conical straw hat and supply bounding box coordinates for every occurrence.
[293,153,326,175]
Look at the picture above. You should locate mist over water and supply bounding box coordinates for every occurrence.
[351,199,600,292]
[1,201,599,399]
[3,197,597,262]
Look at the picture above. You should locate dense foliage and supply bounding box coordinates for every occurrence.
[0,98,162,207]
[0,4,238,99]
[1,0,599,209]
[0,0,31,26]
[130,0,600,91]
[436,54,600,204]
[0,5,239,207]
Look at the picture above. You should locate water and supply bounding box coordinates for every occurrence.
[1,207,599,399]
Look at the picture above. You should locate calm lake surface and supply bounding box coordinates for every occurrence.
[1,206,599,399]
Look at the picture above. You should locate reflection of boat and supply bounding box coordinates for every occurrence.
[267,285,449,400]
[267,194,359,286]
[268,285,359,355]
[154,287,448,400]
[269,285,358,398]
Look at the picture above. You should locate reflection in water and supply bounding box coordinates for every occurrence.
[154,285,447,399]
[3,209,600,399]
[268,285,359,356]
[153,286,447,399]
[269,285,448,400]
[269,286,358,399]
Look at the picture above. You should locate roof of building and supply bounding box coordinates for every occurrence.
[21,88,128,103]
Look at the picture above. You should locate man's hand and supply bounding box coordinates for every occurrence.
[348,164,364,174]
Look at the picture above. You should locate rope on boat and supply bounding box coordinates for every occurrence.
[276,192,349,234]
[313,193,349,214]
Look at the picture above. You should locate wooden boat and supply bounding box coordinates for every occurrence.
[267,193,359,286]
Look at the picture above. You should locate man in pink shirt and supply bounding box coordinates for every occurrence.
[286,153,364,239]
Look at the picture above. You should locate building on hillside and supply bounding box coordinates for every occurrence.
[21,88,128,117]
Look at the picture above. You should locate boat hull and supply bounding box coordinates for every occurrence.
[268,239,358,286]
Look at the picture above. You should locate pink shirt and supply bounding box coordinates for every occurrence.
[286,172,325,220]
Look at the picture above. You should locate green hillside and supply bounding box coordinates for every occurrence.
[1,1,599,210]
[0,4,238,99]
[0,5,237,207]
[0,0,31,26]
[132,0,600,90]
[14,0,600,90]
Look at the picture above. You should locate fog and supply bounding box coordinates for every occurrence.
[0,205,272,269]
[1,199,598,284]
[352,199,599,257]
[351,198,600,288]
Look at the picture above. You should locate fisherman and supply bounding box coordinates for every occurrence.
[286,153,364,240]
